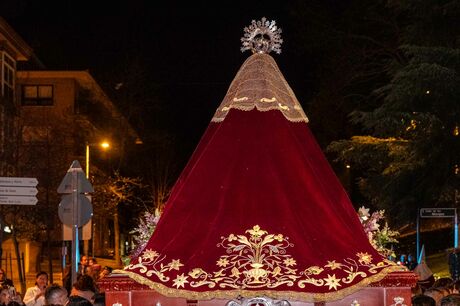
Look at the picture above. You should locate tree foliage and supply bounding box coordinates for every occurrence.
[328,1,460,225]
[93,172,151,217]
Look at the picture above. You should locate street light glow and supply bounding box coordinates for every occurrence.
[86,141,111,178]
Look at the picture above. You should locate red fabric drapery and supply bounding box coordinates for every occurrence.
[119,108,403,302]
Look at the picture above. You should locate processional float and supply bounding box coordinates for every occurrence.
[100,18,416,306]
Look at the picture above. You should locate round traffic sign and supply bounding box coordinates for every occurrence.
[58,194,93,226]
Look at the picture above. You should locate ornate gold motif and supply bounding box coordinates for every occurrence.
[123,225,401,294]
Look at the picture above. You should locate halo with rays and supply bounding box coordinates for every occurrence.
[241,17,283,55]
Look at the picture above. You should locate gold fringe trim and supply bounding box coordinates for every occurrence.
[113,265,404,303]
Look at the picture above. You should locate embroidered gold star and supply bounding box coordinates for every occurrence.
[324,274,341,290]
[325,260,342,270]
[217,257,230,267]
[169,259,184,271]
[283,258,296,267]
[173,273,189,288]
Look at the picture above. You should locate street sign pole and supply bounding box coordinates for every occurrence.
[455,208,458,249]
[57,161,93,286]
[416,209,420,263]
[71,165,79,286]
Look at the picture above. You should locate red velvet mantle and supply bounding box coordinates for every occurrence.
[117,109,404,302]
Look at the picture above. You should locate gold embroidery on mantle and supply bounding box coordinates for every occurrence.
[123,225,401,293]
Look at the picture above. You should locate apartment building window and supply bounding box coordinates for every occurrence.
[1,52,16,103]
[22,85,54,106]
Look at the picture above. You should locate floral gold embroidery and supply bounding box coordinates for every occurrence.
[357,252,373,265]
[124,226,399,293]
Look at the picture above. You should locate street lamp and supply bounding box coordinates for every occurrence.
[84,141,110,257]
[85,141,110,179]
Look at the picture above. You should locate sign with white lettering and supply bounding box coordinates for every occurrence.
[0,196,38,205]
[420,208,456,218]
[0,177,38,205]
[0,177,38,187]
[0,187,38,196]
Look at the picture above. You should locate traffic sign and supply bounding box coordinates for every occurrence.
[0,196,38,205]
[0,187,38,196]
[420,208,456,218]
[57,161,93,194]
[58,194,93,227]
[0,177,38,187]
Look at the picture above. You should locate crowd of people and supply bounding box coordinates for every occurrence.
[405,248,460,306]
[0,255,112,306]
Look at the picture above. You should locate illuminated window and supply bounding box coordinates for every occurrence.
[0,52,15,103]
[22,85,54,106]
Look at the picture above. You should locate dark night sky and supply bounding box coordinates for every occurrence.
[2,1,319,165]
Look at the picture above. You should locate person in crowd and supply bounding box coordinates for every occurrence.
[44,284,68,306]
[85,258,101,281]
[412,294,436,306]
[433,278,454,289]
[67,295,92,306]
[449,248,460,281]
[0,270,13,288]
[23,271,48,306]
[398,254,408,266]
[424,287,445,305]
[407,254,418,270]
[0,286,24,306]
[441,293,460,306]
[78,256,89,276]
[98,266,112,280]
[414,260,435,291]
[61,265,72,296]
[69,275,96,304]
[450,280,460,294]
[93,292,105,306]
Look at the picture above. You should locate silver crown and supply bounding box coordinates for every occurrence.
[241,17,283,54]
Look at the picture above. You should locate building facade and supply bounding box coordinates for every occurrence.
[0,17,137,280]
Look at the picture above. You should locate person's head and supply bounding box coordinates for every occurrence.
[88,258,96,266]
[434,278,454,289]
[93,292,105,306]
[67,295,92,306]
[412,294,436,306]
[98,266,112,279]
[71,275,96,303]
[35,271,48,289]
[45,284,68,306]
[451,280,460,294]
[79,256,88,266]
[425,288,445,305]
[0,287,12,305]
[441,294,460,306]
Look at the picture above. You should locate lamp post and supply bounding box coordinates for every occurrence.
[84,141,110,257]
[85,141,110,179]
